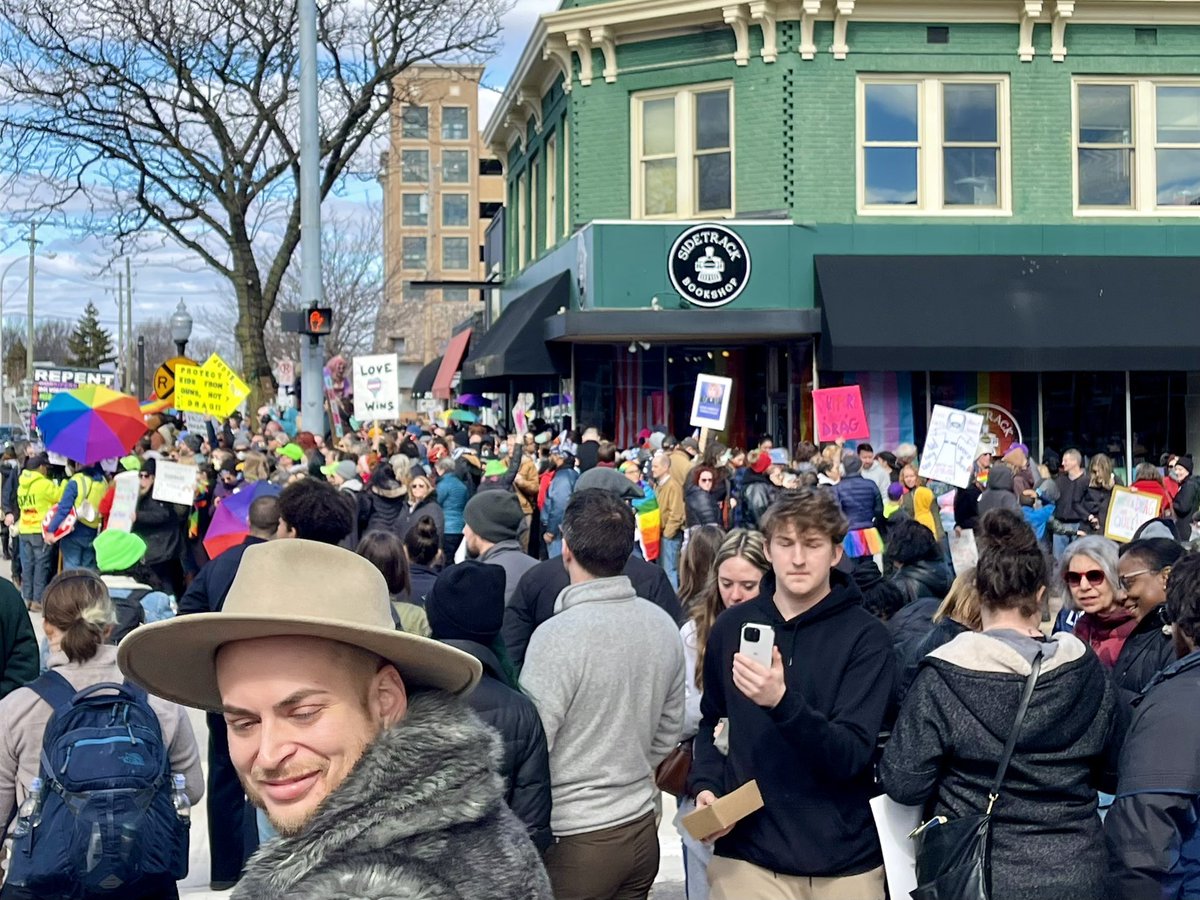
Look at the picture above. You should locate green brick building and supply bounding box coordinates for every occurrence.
[465,0,1200,467]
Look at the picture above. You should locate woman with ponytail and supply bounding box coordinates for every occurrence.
[880,508,1124,900]
[0,569,204,898]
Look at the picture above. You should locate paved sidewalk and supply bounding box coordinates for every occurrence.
[5,555,686,898]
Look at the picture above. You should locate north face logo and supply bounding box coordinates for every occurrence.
[120,752,146,767]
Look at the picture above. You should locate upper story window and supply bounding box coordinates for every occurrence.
[402,106,428,139]
[443,150,470,184]
[401,150,428,183]
[443,237,470,270]
[442,107,469,141]
[1076,79,1200,213]
[632,83,733,219]
[443,194,469,227]
[859,76,1010,215]
[402,236,427,270]
[402,193,428,227]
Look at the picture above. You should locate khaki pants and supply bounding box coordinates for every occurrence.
[544,810,659,900]
[709,856,885,900]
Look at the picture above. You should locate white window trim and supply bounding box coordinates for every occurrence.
[1073,76,1200,217]
[402,192,429,227]
[442,236,471,271]
[441,193,470,230]
[400,149,430,184]
[517,172,528,266]
[630,80,735,221]
[531,154,541,257]
[546,132,558,248]
[562,116,571,238]
[442,149,471,185]
[441,106,471,142]
[401,237,427,272]
[856,74,1012,217]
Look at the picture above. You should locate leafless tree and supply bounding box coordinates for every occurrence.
[3,321,76,386]
[131,318,229,375]
[0,0,507,400]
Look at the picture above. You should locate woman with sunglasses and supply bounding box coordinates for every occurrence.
[1060,536,1136,670]
[1112,538,1185,701]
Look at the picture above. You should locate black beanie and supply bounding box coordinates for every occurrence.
[426,561,506,645]
[1180,456,1195,476]
[464,490,524,543]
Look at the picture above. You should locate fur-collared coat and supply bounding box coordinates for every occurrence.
[232,692,553,900]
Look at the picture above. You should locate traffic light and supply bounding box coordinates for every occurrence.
[305,307,333,335]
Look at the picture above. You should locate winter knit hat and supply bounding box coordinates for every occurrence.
[842,452,863,477]
[94,530,148,573]
[463,491,524,543]
[1180,456,1195,476]
[426,561,506,646]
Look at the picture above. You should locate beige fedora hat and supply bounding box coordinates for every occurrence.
[117,539,481,712]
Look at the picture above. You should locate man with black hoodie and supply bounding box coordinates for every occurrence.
[688,488,895,899]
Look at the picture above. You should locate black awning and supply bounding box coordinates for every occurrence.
[411,355,443,395]
[462,271,570,382]
[817,254,1200,372]
[545,307,821,343]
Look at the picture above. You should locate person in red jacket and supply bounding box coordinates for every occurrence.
[1129,461,1171,517]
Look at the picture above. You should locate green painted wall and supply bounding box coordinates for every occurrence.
[502,18,1200,277]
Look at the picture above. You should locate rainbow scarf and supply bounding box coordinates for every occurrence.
[843,527,884,558]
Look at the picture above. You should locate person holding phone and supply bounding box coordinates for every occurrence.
[688,489,895,900]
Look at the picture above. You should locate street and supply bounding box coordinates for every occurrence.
[3,557,686,900]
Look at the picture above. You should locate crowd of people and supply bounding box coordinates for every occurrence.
[0,406,1198,899]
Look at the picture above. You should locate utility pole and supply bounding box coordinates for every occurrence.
[298,0,325,433]
[117,272,125,390]
[25,224,37,404]
[125,257,134,387]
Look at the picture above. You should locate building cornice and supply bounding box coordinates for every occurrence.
[483,0,1200,149]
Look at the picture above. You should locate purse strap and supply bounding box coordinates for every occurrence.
[985,649,1043,815]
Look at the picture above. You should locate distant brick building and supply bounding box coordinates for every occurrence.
[377,64,504,397]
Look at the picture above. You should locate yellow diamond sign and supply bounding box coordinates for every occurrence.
[173,353,251,418]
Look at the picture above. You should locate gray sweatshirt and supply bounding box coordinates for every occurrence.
[520,575,685,837]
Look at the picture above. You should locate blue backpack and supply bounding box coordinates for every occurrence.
[6,671,189,894]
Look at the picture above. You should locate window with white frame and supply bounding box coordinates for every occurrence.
[546,132,558,247]
[632,83,733,219]
[402,237,426,270]
[442,107,469,141]
[443,150,470,184]
[402,193,428,227]
[443,237,470,270]
[442,194,469,227]
[401,150,428,183]
[1076,79,1200,211]
[859,76,1010,213]
[561,117,570,237]
[401,106,428,139]
[517,172,527,265]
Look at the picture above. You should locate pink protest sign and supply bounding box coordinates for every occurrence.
[813,386,870,442]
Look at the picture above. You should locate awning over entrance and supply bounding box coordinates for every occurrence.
[433,329,472,400]
[411,355,442,396]
[544,308,822,343]
[462,272,570,383]
[817,254,1200,372]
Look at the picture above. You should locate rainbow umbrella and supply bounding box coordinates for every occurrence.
[455,394,493,408]
[439,409,478,423]
[37,385,148,465]
[203,481,280,559]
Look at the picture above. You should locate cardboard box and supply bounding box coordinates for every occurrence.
[681,780,764,840]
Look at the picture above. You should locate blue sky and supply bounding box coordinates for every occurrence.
[0,0,557,349]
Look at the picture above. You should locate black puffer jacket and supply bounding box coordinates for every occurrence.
[891,558,952,607]
[358,484,408,536]
[881,632,1124,900]
[395,496,444,544]
[1112,604,1176,705]
[685,483,722,528]
[441,639,552,853]
[740,470,778,531]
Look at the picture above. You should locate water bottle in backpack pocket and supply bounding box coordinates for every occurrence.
[6,671,189,895]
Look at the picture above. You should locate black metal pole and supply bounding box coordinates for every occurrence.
[137,336,146,400]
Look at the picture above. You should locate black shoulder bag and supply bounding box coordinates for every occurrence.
[909,650,1043,900]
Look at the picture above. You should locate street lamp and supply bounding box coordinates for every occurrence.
[170,299,193,356]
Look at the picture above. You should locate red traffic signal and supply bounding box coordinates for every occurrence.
[305,307,333,335]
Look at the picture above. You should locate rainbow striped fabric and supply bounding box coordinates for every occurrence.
[843,527,884,558]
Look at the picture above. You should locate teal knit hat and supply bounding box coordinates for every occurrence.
[94,530,148,573]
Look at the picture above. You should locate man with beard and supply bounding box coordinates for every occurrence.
[463,491,536,605]
[118,540,551,900]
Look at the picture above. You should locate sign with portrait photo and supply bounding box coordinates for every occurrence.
[690,374,734,431]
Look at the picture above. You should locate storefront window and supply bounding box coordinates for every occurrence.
[1130,372,1186,465]
[1041,372,1125,467]
[915,372,1040,460]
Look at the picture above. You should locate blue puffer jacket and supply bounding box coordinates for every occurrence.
[436,473,469,536]
[835,474,883,531]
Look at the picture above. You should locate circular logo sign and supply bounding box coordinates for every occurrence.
[967,403,1023,456]
[668,223,751,309]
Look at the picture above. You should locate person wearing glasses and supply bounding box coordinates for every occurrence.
[1112,538,1185,703]
[685,466,723,530]
[131,458,191,600]
[1059,537,1135,671]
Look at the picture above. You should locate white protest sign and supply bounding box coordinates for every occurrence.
[183,412,207,435]
[949,527,979,575]
[919,405,985,489]
[106,471,140,532]
[1104,485,1164,543]
[352,353,401,421]
[690,374,733,431]
[151,460,197,507]
[870,794,921,900]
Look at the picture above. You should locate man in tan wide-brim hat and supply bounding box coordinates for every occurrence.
[117,539,552,899]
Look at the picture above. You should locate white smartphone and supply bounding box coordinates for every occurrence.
[739,623,776,669]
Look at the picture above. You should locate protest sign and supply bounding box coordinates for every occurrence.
[106,471,140,532]
[151,460,197,506]
[512,400,528,437]
[1104,485,1164,543]
[689,374,733,431]
[813,385,870,442]
[949,528,979,575]
[174,354,251,418]
[352,353,401,420]
[869,794,921,900]
[919,405,985,489]
[31,367,116,431]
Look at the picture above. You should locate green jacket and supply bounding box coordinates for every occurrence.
[0,576,37,698]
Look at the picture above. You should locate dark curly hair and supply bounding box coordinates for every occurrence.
[884,518,940,569]
[278,477,355,545]
[974,508,1047,617]
[1167,552,1200,650]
